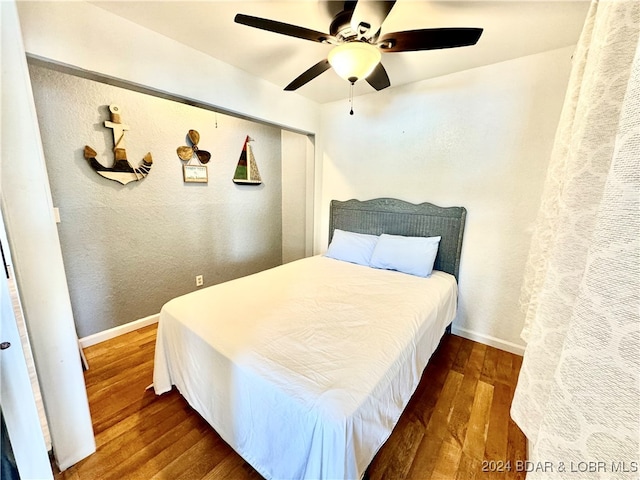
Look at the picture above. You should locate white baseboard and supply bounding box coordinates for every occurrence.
[451,325,525,356]
[79,313,160,348]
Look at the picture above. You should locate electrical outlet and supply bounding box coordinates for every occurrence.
[196,275,203,287]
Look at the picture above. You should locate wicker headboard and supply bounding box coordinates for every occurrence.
[329,198,467,280]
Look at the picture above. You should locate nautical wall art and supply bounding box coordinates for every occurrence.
[233,135,262,185]
[177,129,209,183]
[84,104,153,185]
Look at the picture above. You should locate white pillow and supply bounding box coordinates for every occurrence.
[369,234,441,277]
[325,229,379,266]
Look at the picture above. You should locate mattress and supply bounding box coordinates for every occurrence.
[153,255,458,480]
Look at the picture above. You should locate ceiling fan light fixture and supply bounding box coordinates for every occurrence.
[328,42,381,83]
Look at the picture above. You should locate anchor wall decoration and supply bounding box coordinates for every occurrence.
[84,104,153,185]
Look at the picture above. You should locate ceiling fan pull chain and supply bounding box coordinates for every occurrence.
[349,82,354,115]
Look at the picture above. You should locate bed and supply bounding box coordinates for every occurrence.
[153,198,466,480]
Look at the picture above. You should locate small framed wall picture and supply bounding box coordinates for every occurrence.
[183,165,208,183]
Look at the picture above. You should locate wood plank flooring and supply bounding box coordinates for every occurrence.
[54,325,526,480]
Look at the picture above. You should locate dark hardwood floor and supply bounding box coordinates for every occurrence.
[54,324,526,480]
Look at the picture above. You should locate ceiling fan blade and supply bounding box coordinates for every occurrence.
[235,14,334,44]
[284,59,332,91]
[378,28,483,52]
[350,1,396,40]
[366,63,390,91]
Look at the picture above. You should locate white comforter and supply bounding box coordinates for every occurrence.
[153,255,457,480]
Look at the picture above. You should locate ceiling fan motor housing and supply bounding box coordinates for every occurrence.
[330,9,379,43]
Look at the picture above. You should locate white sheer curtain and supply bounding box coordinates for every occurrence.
[511,0,639,478]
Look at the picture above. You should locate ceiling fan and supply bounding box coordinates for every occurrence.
[234,0,483,92]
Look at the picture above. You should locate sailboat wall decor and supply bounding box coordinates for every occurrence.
[233,136,262,185]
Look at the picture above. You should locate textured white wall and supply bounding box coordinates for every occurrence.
[29,64,286,338]
[281,130,312,263]
[318,46,575,353]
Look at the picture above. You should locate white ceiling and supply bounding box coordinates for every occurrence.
[90,1,590,104]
